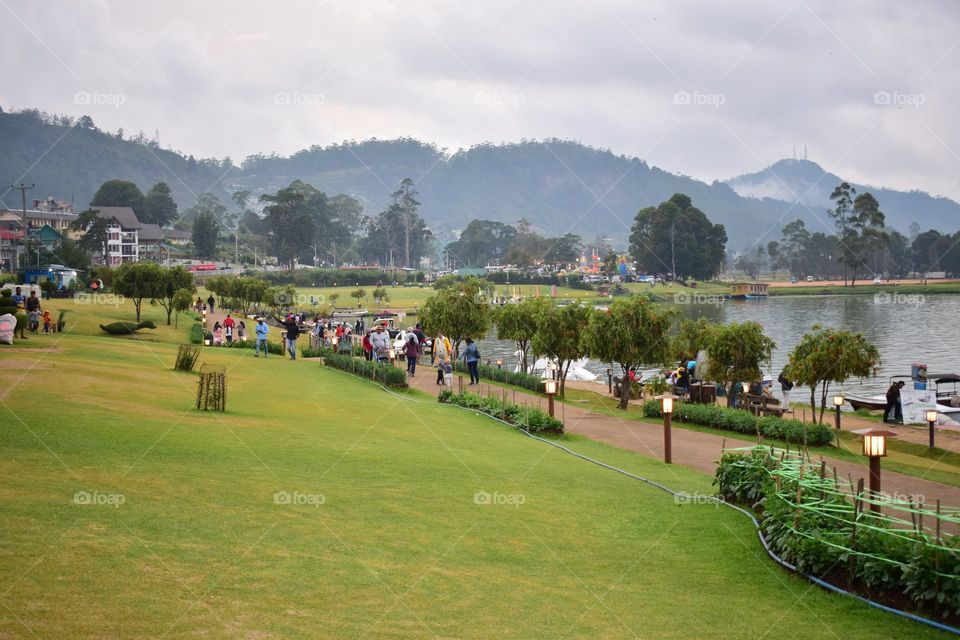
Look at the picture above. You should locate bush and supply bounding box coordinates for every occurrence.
[452,362,545,393]
[322,353,408,388]
[643,400,834,446]
[224,338,284,355]
[250,268,423,288]
[441,391,564,435]
[189,323,204,344]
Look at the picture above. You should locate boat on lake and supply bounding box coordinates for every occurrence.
[729,282,769,299]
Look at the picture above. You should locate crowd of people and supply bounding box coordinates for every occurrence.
[10,286,50,338]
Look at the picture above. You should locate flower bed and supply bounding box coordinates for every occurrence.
[438,389,563,435]
[642,399,834,446]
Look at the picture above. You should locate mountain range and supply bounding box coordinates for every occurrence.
[2,108,958,249]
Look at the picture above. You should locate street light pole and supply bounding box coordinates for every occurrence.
[10,183,35,273]
[926,409,938,448]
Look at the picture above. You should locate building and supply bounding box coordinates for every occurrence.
[0,207,79,239]
[89,206,145,265]
[32,197,76,214]
[162,228,191,246]
[0,228,25,272]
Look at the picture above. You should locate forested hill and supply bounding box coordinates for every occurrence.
[0,110,231,211]
[3,108,957,247]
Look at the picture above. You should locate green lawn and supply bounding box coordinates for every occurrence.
[0,302,954,638]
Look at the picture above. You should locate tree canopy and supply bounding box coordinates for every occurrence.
[90,179,145,217]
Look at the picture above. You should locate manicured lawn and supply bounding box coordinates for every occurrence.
[0,304,954,637]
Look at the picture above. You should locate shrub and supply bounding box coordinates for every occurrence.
[322,353,408,388]
[452,362,545,393]
[189,323,204,344]
[643,400,834,446]
[442,391,564,435]
[224,338,284,355]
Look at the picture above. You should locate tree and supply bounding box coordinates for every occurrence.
[90,179,145,217]
[141,182,178,226]
[828,182,856,285]
[586,297,674,408]
[192,211,219,258]
[113,262,164,321]
[495,297,548,373]
[171,288,195,329]
[672,317,714,362]
[785,326,880,425]
[846,192,886,286]
[372,287,389,304]
[419,278,492,358]
[702,322,776,407]
[629,194,727,281]
[393,178,420,268]
[361,186,432,268]
[52,237,91,272]
[70,209,112,264]
[350,288,367,308]
[259,181,323,268]
[532,302,593,397]
[445,219,517,267]
[151,266,195,325]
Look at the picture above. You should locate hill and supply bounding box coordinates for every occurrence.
[726,158,960,232]
[3,107,958,248]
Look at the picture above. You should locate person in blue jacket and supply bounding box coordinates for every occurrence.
[255,317,270,358]
[461,337,480,385]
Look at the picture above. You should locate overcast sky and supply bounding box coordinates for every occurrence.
[2,0,959,200]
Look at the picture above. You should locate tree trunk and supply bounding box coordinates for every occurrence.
[810,387,817,424]
[619,365,630,409]
[134,299,142,321]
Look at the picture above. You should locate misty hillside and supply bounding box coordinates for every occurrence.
[726,159,960,232]
[2,109,957,249]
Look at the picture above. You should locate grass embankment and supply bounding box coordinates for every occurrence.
[768,281,960,296]
[0,300,952,637]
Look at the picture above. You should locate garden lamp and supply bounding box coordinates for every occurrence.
[853,427,896,513]
[496,359,503,369]
[832,394,844,445]
[926,409,938,448]
[544,378,558,417]
[657,393,678,464]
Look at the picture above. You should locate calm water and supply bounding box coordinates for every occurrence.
[477,294,960,395]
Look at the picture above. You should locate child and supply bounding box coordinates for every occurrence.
[225,323,233,345]
[42,310,52,334]
[28,309,41,334]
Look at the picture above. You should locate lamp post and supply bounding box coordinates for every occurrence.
[832,394,844,446]
[544,379,558,418]
[853,427,896,513]
[607,367,613,395]
[926,409,938,448]
[657,393,678,464]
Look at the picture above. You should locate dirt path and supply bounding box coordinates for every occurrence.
[405,364,960,506]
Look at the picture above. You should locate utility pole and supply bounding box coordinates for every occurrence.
[10,183,35,274]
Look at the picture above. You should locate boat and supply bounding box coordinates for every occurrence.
[729,282,769,300]
[844,374,960,426]
[845,393,886,411]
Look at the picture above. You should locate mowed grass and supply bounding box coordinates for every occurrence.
[0,306,953,638]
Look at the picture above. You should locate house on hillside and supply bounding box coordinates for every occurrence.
[90,206,142,265]
[0,207,79,239]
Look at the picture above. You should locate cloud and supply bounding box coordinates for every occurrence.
[0,0,958,200]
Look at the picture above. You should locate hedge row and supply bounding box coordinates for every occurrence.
[248,268,424,287]
[715,448,960,620]
[642,399,834,446]
[322,352,408,388]
[225,338,284,355]
[438,390,563,435]
[451,362,545,393]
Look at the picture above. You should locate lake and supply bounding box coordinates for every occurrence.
[476,293,960,396]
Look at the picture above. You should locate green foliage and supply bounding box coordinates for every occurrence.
[192,209,220,258]
[141,182,178,226]
[350,288,367,308]
[629,193,727,281]
[715,449,960,620]
[419,278,492,356]
[441,391,563,435]
[173,345,200,372]
[643,400,834,446]
[70,209,112,263]
[673,317,714,361]
[113,262,165,321]
[784,325,880,424]
[451,361,545,393]
[359,178,432,268]
[372,286,390,304]
[532,301,593,396]
[189,322,204,344]
[206,275,270,314]
[703,321,775,406]
[224,338,283,354]
[99,320,157,334]
[494,297,548,373]
[585,296,673,407]
[91,179,145,216]
[249,268,423,288]
[322,353,408,387]
[150,266,195,325]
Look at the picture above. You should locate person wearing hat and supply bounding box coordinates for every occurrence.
[369,323,391,362]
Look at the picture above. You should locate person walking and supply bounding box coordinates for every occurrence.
[434,332,451,385]
[212,321,222,346]
[362,330,373,361]
[461,338,480,385]
[283,315,300,360]
[405,333,420,377]
[884,380,905,424]
[237,320,246,341]
[778,370,794,408]
[369,324,391,363]
[412,324,426,365]
[206,294,216,315]
[255,317,269,357]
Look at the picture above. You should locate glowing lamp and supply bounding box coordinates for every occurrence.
[926,409,938,424]
[544,379,558,395]
[832,395,844,407]
[854,427,895,458]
